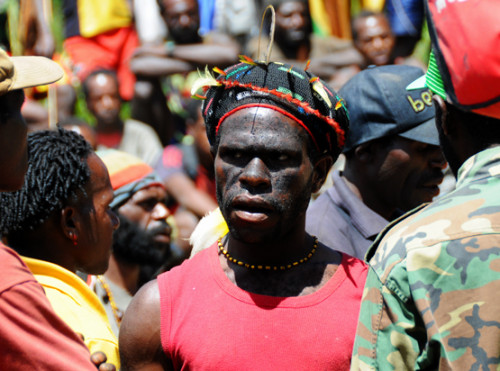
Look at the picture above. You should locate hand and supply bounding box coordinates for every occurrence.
[90,351,116,371]
[33,30,55,58]
[77,333,117,371]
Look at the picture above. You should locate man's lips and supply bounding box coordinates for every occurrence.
[420,175,445,198]
[421,174,444,188]
[151,225,172,244]
[231,195,275,223]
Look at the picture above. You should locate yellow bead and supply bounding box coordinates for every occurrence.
[265,266,271,270]
[257,265,263,270]
[238,261,244,266]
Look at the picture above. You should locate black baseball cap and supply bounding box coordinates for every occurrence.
[339,64,439,153]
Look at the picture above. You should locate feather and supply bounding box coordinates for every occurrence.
[189,208,229,257]
[239,54,258,66]
[310,77,332,108]
[190,66,221,97]
[213,66,227,76]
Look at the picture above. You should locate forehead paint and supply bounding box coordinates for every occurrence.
[216,103,320,151]
[95,74,108,86]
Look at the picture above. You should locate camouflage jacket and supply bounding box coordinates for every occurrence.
[351,146,500,370]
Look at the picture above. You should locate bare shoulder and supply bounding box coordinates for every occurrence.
[119,279,172,371]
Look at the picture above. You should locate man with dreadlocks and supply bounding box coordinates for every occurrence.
[0,49,118,370]
[0,128,121,368]
[119,59,368,369]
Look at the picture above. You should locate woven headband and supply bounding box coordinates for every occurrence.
[211,77,345,149]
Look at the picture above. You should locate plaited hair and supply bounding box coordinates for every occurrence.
[202,61,349,159]
[0,128,93,237]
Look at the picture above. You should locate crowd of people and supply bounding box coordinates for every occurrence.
[1,0,499,370]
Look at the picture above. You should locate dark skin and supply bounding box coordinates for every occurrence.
[328,14,396,89]
[0,88,117,369]
[85,74,123,134]
[353,14,395,67]
[129,0,239,76]
[274,1,312,60]
[0,90,28,191]
[106,185,171,295]
[342,136,445,220]
[433,95,488,177]
[119,106,341,369]
[163,108,217,218]
[266,1,362,80]
[11,154,120,275]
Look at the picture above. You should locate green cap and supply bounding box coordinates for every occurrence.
[406,51,446,100]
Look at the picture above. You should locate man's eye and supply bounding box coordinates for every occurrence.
[278,154,289,161]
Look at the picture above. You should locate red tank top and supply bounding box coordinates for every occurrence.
[158,243,368,370]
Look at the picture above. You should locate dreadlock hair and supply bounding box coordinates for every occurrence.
[202,61,350,161]
[0,127,93,241]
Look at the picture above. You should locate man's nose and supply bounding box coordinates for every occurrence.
[152,202,171,220]
[372,36,384,49]
[240,157,271,190]
[179,14,191,27]
[429,146,447,169]
[290,13,305,28]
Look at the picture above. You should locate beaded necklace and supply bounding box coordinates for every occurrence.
[218,236,318,270]
[96,275,123,327]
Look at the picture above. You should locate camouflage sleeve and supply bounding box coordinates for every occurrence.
[351,262,424,371]
[353,233,500,370]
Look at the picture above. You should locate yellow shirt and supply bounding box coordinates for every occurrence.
[77,0,132,38]
[23,257,120,369]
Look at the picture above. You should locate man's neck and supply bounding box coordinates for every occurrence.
[220,233,342,297]
[279,40,311,61]
[341,169,395,221]
[96,119,124,134]
[105,254,140,295]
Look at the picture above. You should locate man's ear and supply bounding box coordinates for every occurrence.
[60,205,80,244]
[311,155,334,193]
[433,94,451,136]
[353,142,374,163]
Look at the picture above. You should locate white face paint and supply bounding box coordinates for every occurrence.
[95,74,108,87]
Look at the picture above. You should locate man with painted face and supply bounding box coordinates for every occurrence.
[119,60,368,369]
[307,65,446,260]
[352,1,500,369]
[92,149,173,337]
